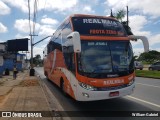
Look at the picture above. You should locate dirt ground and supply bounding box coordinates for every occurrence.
[0,71,40,106]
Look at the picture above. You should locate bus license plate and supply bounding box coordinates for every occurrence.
[109,91,119,97]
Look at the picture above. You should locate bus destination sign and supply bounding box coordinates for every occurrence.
[72,17,126,36]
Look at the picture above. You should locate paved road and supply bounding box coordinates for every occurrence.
[35,67,160,120]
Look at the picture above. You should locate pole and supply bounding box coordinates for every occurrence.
[30,35,33,68]
[29,34,38,68]
[29,35,51,76]
[126,6,129,27]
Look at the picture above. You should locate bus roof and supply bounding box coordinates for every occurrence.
[69,14,118,21]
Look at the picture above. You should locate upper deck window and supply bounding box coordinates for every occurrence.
[72,17,127,37]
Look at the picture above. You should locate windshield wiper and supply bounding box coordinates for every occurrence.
[91,68,111,74]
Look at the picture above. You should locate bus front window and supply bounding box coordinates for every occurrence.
[110,41,132,72]
[78,40,134,78]
[79,41,112,73]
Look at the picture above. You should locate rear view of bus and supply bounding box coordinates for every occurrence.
[43,14,149,101]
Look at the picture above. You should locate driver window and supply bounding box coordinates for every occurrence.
[63,46,75,74]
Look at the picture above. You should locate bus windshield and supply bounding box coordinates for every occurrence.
[78,40,134,78]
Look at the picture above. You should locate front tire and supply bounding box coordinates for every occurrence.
[60,78,67,96]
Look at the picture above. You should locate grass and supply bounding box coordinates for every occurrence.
[135,70,160,79]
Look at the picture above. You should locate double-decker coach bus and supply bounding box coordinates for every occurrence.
[43,14,149,101]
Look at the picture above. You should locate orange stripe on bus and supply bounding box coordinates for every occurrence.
[76,72,135,87]
[80,36,129,40]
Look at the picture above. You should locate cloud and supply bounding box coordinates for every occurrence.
[128,0,160,18]
[0,40,5,42]
[126,15,151,47]
[83,6,95,13]
[154,20,160,25]
[105,0,128,11]
[2,0,28,13]
[129,15,147,31]
[24,45,45,59]
[68,3,95,14]
[0,1,10,15]
[0,22,8,33]
[129,15,151,36]
[132,47,144,56]
[105,0,160,18]
[39,25,55,36]
[14,19,56,38]
[15,33,30,39]
[128,15,160,51]
[14,19,40,33]
[41,0,78,12]
[41,18,59,25]
[33,45,47,58]
[149,34,160,46]
[2,0,97,15]
[2,0,78,13]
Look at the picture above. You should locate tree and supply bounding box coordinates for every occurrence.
[115,9,126,22]
[114,9,133,35]
[35,54,41,60]
[133,55,138,61]
[31,54,43,66]
[138,50,160,63]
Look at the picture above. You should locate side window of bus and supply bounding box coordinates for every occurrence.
[47,42,52,54]
[53,33,62,51]
[63,46,75,74]
[50,26,62,52]
[62,22,72,44]
[62,22,75,74]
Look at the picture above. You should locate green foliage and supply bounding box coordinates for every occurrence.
[114,9,133,35]
[138,50,160,63]
[115,9,126,22]
[32,54,43,66]
[133,55,138,61]
[136,70,160,79]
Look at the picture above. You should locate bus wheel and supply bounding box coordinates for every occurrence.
[60,78,67,96]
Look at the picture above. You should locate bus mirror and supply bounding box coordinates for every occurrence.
[67,32,81,53]
[128,35,149,52]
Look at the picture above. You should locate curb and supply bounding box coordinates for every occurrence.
[35,72,71,120]
[136,76,160,79]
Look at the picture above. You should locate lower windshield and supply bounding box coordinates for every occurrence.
[78,40,134,77]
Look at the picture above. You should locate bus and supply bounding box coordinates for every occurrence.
[43,14,149,101]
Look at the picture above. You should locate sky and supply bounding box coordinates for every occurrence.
[0,0,160,58]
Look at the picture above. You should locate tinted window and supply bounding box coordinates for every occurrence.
[77,40,134,78]
[156,62,160,65]
[72,17,127,37]
[62,22,72,44]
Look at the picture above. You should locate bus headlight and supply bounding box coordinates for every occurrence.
[79,82,97,91]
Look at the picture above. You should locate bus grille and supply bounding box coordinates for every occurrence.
[97,84,128,91]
